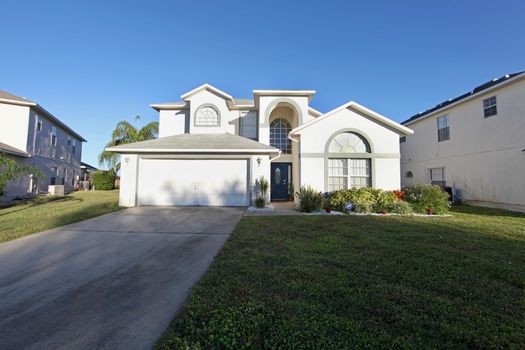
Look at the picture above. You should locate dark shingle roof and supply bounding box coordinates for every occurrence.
[403,72,525,125]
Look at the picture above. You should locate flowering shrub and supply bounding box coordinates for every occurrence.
[393,190,405,201]
[402,184,450,214]
[325,188,400,214]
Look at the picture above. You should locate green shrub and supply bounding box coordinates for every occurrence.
[386,200,414,214]
[92,170,116,190]
[403,184,450,214]
[296,186,323,213]
[255,197,265,209]
[373,190,398,213]
[325,188,399,214]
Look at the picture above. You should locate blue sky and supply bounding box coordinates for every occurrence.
[1,0,524,168]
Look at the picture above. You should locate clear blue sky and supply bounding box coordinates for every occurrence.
[1,0,524,168]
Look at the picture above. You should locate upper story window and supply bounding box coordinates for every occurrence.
[400,136,406,143]
[51,126,57,147]
[483,95,497,118]
[270,118,292,154]
[36,116,42,132]
[239,111,257,140]
[437,115,450,142]
[72,139,76,155]
[67,136,71,146]
[195,105,220,126]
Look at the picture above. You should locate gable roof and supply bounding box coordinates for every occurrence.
[0,89,87,142]
[291,101,413,135]
[403,72,525,125]
[0,141,30,157]
[106,133,280,154]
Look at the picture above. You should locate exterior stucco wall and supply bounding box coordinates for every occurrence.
[298,107,402,192]
[159,109,188,137]
[187,90,238,134]
[0,103,30,152]
[401,77,525,212]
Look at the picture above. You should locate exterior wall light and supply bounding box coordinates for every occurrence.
[256,157,262,166]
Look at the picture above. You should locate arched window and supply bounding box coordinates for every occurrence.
[270,118,292,154]
[328,132,371,153]
[327,132,372,191]
[195,105,220,126]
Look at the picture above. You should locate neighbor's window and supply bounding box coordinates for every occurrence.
[483,95,497,118]
[429,167,445,186]
[400,136,406,143]
[72,139,76,154]
[270,118,292,154]
[36,116,42,132]
[239,111,257,140]
[51,126,57,146]
[437,115,450,142]
[195,105,220,126]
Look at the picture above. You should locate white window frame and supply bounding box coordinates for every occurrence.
[437,114,450,142]
[194,104,220,127]
[239,111,257,140]
[328,158,371,191]
[51,126,57,147]
[483,95,497,118]
[429,167,445,186]
[36,116,42,132]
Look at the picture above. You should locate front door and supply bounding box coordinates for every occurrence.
[271,163,290,201]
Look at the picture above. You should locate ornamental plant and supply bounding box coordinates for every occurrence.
[296,186,323,213]
[252,176,269,208]
[92,170,116,190]
[403,184,450,214]
[0,153,44,196]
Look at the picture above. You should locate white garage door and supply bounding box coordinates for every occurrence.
[137,159,249,206]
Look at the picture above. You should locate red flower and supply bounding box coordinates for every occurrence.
[393,190,405,201]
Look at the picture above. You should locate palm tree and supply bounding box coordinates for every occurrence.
[99,115,159,172]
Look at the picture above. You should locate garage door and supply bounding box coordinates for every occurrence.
[137,159,249,206]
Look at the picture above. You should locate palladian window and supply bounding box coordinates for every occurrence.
[270,118,292,154]
[327,132,372,191]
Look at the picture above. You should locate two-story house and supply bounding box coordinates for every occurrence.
[400,72,525,213]
[0,89,86,198]
[108,84,412,207]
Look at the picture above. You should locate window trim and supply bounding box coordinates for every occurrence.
[483,95,497,118]
[437,114,450,142]
[270,118,292,154]
[194,104,221,127]
[36,116,42,132]
[429,167,446,186]
[328,158,372,191]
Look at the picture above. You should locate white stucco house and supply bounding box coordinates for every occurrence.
[400,72,525,213]
[108,84,413,207]
[0,89,85,198]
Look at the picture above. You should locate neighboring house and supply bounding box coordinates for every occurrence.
[108,84,412,207]
[0,89,86,197]
[79,162,98,190]
[400,72,525,213]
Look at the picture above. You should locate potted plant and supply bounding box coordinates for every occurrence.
[252,176,269,208]
[324,206,332,213]
[287,183,294,201]
[426,207,433,215]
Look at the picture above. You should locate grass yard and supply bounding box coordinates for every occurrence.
[157,206,525,349]
[0,190,120,243]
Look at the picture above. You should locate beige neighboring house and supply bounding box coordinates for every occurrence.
[108,84,412,207]
[401,72,525,213]
[0,89,86,198]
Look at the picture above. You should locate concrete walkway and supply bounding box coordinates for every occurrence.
[0,206,245,350]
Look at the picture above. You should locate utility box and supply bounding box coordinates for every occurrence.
[48,185,65,196]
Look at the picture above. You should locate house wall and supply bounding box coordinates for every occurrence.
[2,105,83,197]
[188,90,238,134]
[0,103,30,152]
[299,107,402,192]
[159,109,189,137]
[401,77,525,212]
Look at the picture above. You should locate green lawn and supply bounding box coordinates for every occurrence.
[157,206,525,349]
[0,190,120,243]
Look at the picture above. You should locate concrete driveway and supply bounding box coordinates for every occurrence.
[0,206,245,350]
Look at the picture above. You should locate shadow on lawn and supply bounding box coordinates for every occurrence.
[451,204,525,218]
[0,196,83,217]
